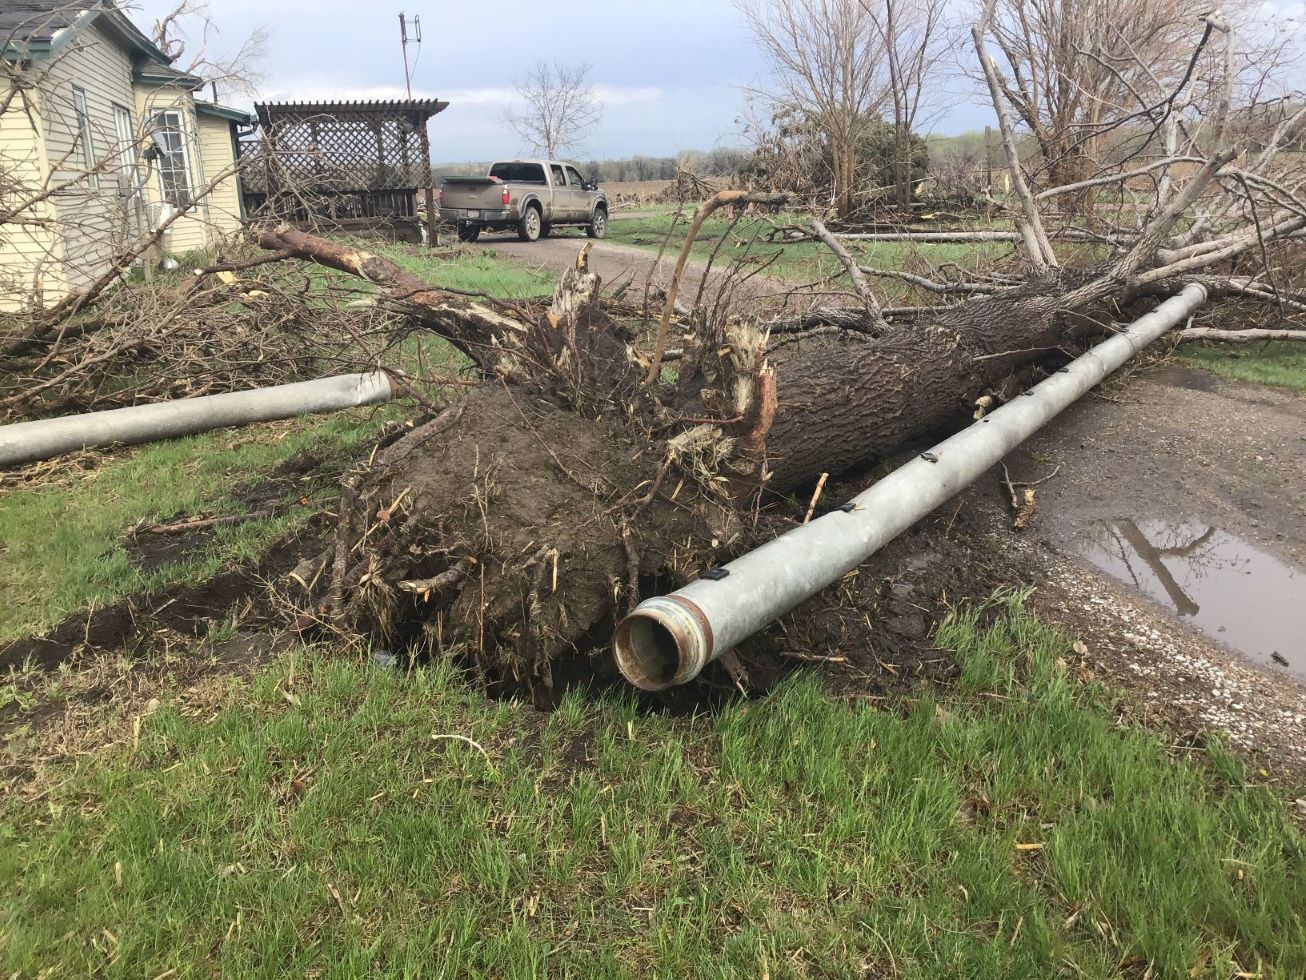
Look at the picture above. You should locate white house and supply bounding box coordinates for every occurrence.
[0,0,252,309]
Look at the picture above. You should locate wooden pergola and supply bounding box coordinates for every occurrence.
[240,99,449,243]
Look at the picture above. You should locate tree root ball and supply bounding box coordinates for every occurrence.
[328,386,726,704]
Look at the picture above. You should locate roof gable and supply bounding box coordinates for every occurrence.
[2,0,186,76]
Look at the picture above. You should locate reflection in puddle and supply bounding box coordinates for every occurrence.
[1074,519,1305,678]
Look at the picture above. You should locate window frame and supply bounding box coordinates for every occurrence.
[489,162,546,184]
[111,102,135,196]
[71,84,98,188]
[150,108,194,210]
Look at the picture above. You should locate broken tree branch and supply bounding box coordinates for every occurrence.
[645,190,788,384]
[254,225,533,379]
[972,0,1057,270]
[1177,328,1306,343]
[810,217,885,323]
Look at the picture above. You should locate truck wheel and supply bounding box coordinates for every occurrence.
[457,223,481,243]
[540,222,552,239]
[517,206,542,242]
[586,206,608,240]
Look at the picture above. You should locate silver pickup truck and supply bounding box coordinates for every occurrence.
[438,160,609,243]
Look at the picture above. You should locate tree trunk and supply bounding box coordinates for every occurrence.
[894,124,913,211]
[764,280,1095,491]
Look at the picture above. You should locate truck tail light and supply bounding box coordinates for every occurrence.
[437,187,444,206]
[502,188,511,206]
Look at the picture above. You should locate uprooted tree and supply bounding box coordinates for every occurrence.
[242,2,1306,702]
[0,4,1201,700]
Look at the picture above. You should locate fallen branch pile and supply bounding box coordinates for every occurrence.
[0,246,428,423]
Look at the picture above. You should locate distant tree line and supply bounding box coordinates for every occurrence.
[433,148,753,184]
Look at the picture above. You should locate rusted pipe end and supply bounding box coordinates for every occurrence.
[613,595,713,691]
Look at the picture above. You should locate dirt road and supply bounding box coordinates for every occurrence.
[983,363,1306,774]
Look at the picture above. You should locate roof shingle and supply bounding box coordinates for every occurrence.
[0,0,98,45]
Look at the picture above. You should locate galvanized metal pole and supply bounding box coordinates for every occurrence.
[613,284,1208,691]
[0,372,393,468]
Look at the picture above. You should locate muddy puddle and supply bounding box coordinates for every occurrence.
[1073,518,1305,678]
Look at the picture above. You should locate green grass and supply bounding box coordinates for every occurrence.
[379,243,555,300]
[0,409,402,644]
[3,594,1301,977]
[603,211,1016,297]
[119,243,556,302]
[1180,341,1306,392]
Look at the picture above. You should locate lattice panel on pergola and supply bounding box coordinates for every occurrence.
[244,99,448,197]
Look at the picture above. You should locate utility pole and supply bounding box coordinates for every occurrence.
[398,13,438,247]
[398,12,417,99]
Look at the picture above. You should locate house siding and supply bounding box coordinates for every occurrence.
[0,79,60,309]
[38,19,140,292]
[196,113,243,235]
[1,14,248,308]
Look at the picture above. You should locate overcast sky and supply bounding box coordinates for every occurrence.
[125,0,1304,160]
[122,0,991,159]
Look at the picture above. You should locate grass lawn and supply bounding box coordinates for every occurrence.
[3,594,1302,978]
[1180,340,1306,392]
[0,410,396,644]
[383,244,555,300]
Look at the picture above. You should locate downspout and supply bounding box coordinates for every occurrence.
[0,372,392,468]
[613,284,1208,691]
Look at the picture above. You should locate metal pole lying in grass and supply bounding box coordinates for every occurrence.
[0,372,393,468]
[613,283,1209,691]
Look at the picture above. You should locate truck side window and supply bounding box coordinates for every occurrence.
[551,164,566,186]
[566,166,585,187]
[490,162,546,183]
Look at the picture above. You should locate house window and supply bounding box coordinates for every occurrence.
[151,110,192,208]
[72,85,98,187]
[112,103,135,195]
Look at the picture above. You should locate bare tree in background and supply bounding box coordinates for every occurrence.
[737,0,889,218]
[505,62,603,159]
[865,0,950,209]
[151,0,270,98]
[978,0,1219,193]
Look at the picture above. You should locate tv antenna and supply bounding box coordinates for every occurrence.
[398,13,421,99]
